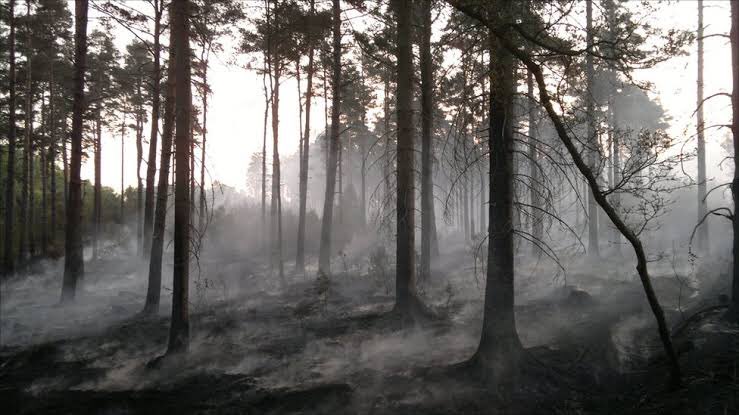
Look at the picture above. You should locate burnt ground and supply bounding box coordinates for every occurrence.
[1,249,738,414]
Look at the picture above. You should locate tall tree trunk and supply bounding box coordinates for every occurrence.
[190,122,195,220]
[585,0,600,258]
[729,0,739,320]
[420,0,436,279]
[61,0,88,302]
[296,0,314,274]
[4,0,17,276]
[143,20,177,316]
[40,90,47,255]
[265,3,285,284]
[167,0,192,354]
[318,0,342,276]
[62,125,68,209]
[473,9,523,380]
[20,0,32,267]
[392,0,422,317]
[383,72,391,229]
[50,62,57,252]
[261,71,268,251]
[696,0,709,253]
[93,116,101,260]
[527,71,543,256]
[120,110,125,224]
[136,81,144,255]
[143,0,161,256]
[198,57,208,235]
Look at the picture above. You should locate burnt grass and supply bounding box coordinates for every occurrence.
[1,256,739,414]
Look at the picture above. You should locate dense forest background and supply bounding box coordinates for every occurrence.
[1,0,739,413]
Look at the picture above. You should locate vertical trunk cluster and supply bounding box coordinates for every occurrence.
[143,0,162,256]
[296,0,315,274]
[696,0,709,253]
[585,0,600,258]
[318,0,342,277]
[144,6,178,315]
[61,0,89,302]
[167,0,192,353]
[473,0,523,377]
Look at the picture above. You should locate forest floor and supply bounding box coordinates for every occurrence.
[1,243,738,414]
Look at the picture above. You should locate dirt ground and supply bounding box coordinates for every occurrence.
[1,248,738,414]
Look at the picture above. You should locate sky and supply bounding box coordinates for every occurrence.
[80,0,734,195]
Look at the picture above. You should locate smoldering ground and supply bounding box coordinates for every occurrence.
[1,201,737,414]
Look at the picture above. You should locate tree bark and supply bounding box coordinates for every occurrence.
[50,62,57,252]
[136,77,144,255]
[261,70,268,251]
[198,56,208,235]
[473,14,523,379]
[527,71,543,256]
[696,0,709,253]
[120,110,125,224]
[143,17,177,316]
[420,0,436,279]
[392,0,422,316]
[93,116,101,260]
[318,0,342,277]
[585,0,600,258]
[4,0,17,276]
[166,0,192,354]
[729,0,739,320]
[143,0,162,256]
[20,0,32,267]
[296,0,315,274]
[61,0,88,302]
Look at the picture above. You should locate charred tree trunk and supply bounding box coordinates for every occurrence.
[318,0,342,277]
[392,0,423,317]
[296,0,315,274]
[143,20,177,316]
[472,7,524,382]
[420,0,437,279]
[61,0,88,302]
[166,0,192,354]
